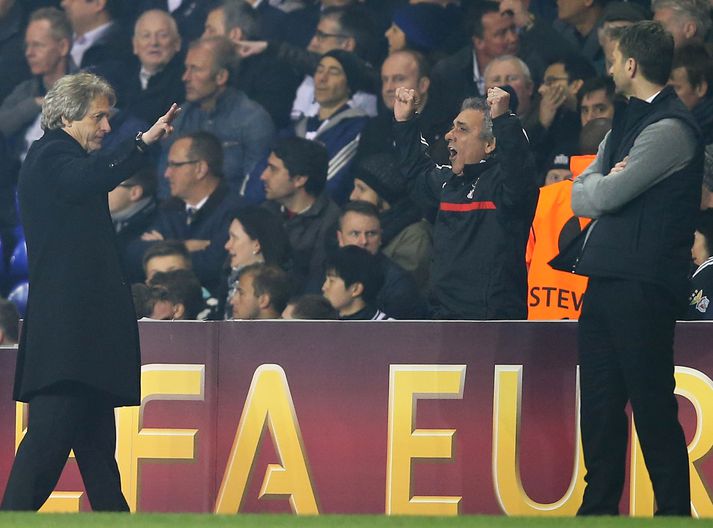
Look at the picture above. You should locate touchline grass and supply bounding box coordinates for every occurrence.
[0,515,713,528]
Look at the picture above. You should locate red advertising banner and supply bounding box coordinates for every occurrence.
[0,320,712,516]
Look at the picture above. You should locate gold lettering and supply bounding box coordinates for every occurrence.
[492,365,585,515]
[385,364,465,515]
[214,364,318,514]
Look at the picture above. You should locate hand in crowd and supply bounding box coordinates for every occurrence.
[235,40,268,58]
[142,230,164,241]
[538,83,567,129]
[487,87,510,119]
[393,86,419,122]
[141,103,181,146]
[185,240,211,252]
[609,156,629,175]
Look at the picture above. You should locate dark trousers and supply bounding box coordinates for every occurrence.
[1,384,129,512]
[577,278,690,516]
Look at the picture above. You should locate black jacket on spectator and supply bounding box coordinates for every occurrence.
[120,54,186,126]
[394,112,538,319]
[16,129,144,406]
[0,1,30,104]
[151,183,243,295]
[135,0,220,44]
[265,192,341,294]
[528,107,581,172]
[552,87,703,298]
[692,95,713,145]
[376,252,429,319]
[114,197,159,284]
[232,46,303,131]
[77,22,134,99]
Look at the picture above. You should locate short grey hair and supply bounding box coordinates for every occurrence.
[41,73,115,130]
[652,0,712,39]
[483,54,532,84]
[221,0,259,40]
[29,7,72,42]
[461,97,494,143]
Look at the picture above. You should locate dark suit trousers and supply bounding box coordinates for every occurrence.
[577,278,690,516]
[1,384,129,512]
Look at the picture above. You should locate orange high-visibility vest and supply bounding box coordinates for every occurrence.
[526,155,594,320]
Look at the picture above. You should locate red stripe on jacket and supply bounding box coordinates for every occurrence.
[439,201,497,212]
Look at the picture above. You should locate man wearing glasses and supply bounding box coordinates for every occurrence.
[143,131,243,296]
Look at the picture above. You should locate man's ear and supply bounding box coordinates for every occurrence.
[695,80,709,99]
[343,36,356,52]
[569,78,584,97]
[350,282,364,299]
[228,27,243,44]
[484,136,497,155]
[683,20,697,40]
[129,185,145,202]
[173,303,186,320]
[292,174,308,190]
[258,292,271,310]
[215,67,229,88]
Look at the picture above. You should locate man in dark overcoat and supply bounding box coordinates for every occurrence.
[0,72,177,512]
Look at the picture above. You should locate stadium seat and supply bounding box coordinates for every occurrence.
[8,237,27,282]
[7,281,28,318]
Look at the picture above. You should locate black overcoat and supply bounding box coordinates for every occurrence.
[15,128,145,406]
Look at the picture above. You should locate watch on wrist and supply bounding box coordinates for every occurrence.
[135,131,148,152]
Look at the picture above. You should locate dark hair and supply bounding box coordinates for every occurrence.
[618,21,674,86]
[148,269,205,320]
[325,245,383,305]
[577,76,616,107]
[339,200,380,231]
[696,209,713,256]
[272,137,329,197]
[560,54,597,84]
[673,43,713,96]
[321,5,380,64]
[288,294,338,320]
[469,1,502,39]
[238,263,292,314]
[142,240,191,272]
[183,130,224,179]
[124,165,157,198]
[232,206,291,267]
[131,283,153,319]
[0,298,19,343]
[221,0,259,40]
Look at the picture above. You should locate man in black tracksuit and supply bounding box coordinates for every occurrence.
[552,22,702,516]
[393,86,538,319]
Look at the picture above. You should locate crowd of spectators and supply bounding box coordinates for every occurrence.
[1,0,713,323]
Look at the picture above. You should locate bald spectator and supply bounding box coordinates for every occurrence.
[160,36,275,198]
[121,9,184,125]
[0,8,71,161]
[0,298,19,347]
[357,49,452,166]
[202,0,301,129]
[653,0,711,48]
[133,0,220,43]
[484,55,538,134]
